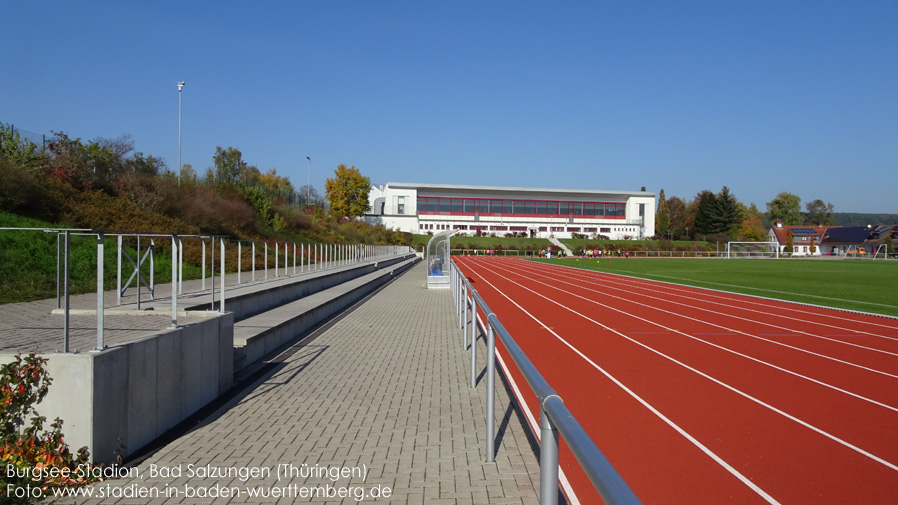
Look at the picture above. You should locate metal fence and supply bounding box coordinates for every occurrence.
[450,260,641,505]
[0,226,410,352]
[1,123,48,150]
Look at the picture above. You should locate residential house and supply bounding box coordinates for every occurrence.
[767,222,829,256]
[821,225,898,256]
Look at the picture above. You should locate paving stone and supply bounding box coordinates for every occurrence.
[14,262,543,503]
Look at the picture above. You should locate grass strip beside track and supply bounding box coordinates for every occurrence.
[532,257,898,317]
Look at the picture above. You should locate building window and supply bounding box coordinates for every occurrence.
[600,227,610,233]
[397,196,405,215]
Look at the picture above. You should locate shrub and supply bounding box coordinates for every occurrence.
[1,354,100,503]
[0,158,56,221]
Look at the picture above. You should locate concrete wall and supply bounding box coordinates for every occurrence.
[0,313,233,464]
[188,253,416,322]
[234,258,419,369]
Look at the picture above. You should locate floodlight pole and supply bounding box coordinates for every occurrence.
[177,81,185,185]
[306,156,311,204]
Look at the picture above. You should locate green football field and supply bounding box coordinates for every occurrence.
[533,257,898,317]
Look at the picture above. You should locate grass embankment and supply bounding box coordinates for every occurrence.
[535,257,898,317]
[0,211,206,303]
[412,234,553,252]
[560,238,714,253]
[411,234,716,254]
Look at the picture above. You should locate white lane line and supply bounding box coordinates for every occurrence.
[460,260,781,505]
[540,262,898,333]
[558,264,898,344]
[469,259,898,473]
[508,262,898,381]
[585,268,897,309]
[470,299,582,505]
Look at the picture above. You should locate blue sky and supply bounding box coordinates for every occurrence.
[2,1,895,213]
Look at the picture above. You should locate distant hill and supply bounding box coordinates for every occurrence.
[834,213,898,227]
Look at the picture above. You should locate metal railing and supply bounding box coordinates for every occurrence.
[450,260,640,505]
[1,226,411,353]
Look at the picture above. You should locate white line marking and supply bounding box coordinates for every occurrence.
[473,311,581,505]
[469,258,898,472]
[461,260,781,504]
[513,261,898,381]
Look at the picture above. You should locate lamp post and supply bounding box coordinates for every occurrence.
[177,81,185,185]
[306,156,311,205]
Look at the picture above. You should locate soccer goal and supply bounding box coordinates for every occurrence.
[725,241,780,259]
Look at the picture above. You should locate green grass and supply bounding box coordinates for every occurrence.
[412,234,553,252]
[533,257,898,317]
[0,211,204,304]
[560,238,713,252]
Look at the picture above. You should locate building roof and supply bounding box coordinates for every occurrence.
[378,182,655,199]
[768,225,829,244]
[821,226,879,245]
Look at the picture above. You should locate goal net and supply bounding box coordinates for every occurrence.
[725,241,779,259]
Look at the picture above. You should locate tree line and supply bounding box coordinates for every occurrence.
[655,187,838,242]
[0,123,383,242]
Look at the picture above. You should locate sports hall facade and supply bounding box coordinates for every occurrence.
[366,182,655,240]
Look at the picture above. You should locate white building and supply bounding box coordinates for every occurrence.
[366,182,655,240]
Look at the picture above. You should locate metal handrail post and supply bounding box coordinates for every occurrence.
[275,242,279,278]
[459,281,465,329]
[252,241,256,282]
[171,234,178,328]
[63,230,70,353]
[486,319,496,462]
[178,237,183,294]
[470,305,478,388]
[463,277,469,331]
[293,243,296,274]
[237,241,242,284]
[264,242,268,280]
[543,397,642,504]
[116,235,122,306]
[540,405,561,505]
[468,297,476,350]
[202,239,206,290]
[210,238,216,311]
[56,233,62,309]
[219,237,225,313]
[136,236,141,311]
[96,232,104,350]
[149,238,155,293]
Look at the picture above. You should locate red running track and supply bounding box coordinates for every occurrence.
[454,256,898,505]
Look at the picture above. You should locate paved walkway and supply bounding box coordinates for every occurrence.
[0,262,374,354]
[43,262,541,504]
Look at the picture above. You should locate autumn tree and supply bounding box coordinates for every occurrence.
[666,196,688,239]
[325,164,371,219]
[212,146,246,185]
[45,132,121,193]
[738,203,767,241]
[766,192,802,225]
[804,199,835,226]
